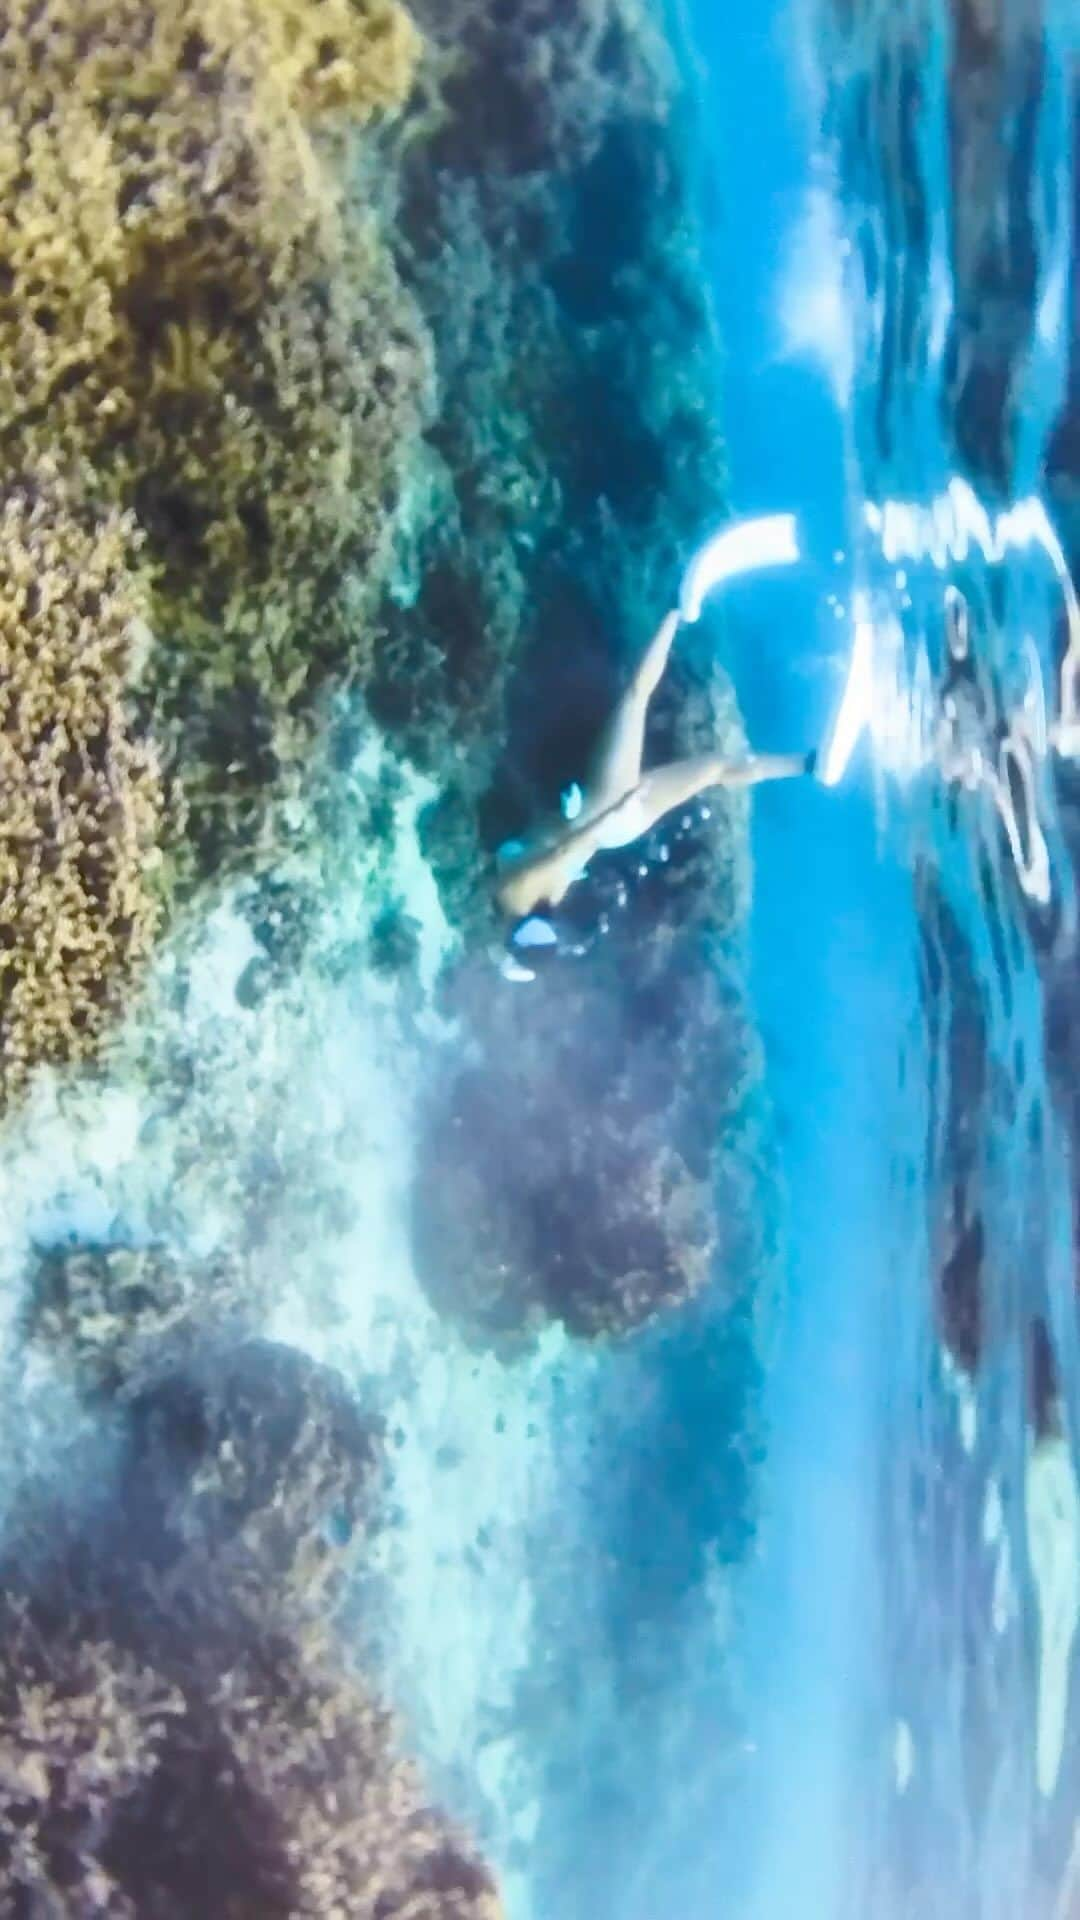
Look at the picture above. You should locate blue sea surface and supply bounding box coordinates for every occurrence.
[678,2,1080,1914]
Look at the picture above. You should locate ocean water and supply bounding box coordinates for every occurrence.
[694,1,1080,1915]
[0,1,1077,1916]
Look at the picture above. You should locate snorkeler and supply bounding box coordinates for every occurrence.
[496,606,816,955]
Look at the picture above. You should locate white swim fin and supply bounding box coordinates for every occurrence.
[680,514,800,624]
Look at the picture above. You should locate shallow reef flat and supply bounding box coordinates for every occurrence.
[0,2,770,1912]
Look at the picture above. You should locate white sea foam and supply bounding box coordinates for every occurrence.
[1026,1430,1080,1797]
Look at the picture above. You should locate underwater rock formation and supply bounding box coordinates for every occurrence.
[389,0,760,1339]
[126,1337,384,1606]
[26,1241,255,1396]
[0,1602,500,1919]
[1,1304,500,1917]
[0,0,776,1904]
[412,664,759,1341]
[0,0,761,1399]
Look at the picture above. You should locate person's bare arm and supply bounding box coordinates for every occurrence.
[495,797,645,918]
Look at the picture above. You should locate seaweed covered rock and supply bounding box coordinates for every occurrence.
[26,1243,381,1604]
[0,476,161,1102]
[0,1571,500,1918]
[0,1622,182,1913]
[408,0,670,187]
[4,1269,499,1915]
[0,0,428,896]
[127,1338,383,1602]
[413,893,760,1340]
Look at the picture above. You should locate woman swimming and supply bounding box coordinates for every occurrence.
[496,607,816,958]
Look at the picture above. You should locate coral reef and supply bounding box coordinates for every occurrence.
[25,1241,383,1599]
[0,1577,501,1919]
[413,875,760,1340]
[1,1295,500,1917]
[0,0,428,1098]
[0,476,161,1104]
[0,0,423,591]
[126,1338,383,1608]
[26,1241,257,1397]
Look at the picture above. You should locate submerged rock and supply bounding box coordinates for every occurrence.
[126,1337,384,1602]
[3,1266,500,1917]
[0,1,768,1900]
[0,1562,501,1919]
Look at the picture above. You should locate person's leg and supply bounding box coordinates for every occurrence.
[584,611,681,812]
[633,748,809,821]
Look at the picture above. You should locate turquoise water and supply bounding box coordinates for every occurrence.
[688,8,915,1912]
[692,2,1080,1914]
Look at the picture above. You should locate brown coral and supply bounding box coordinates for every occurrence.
[0,476,161,1101]
[0,0,427,1097]
[0,0,427,889]
[257,0,422,117]
[0,1593,502,1919]
[412,929,757,1343]
[0,0,419,445]
[26,1242,256,1396]
[126,1338,384,1614]
[0,1619,182,1914]
[0,1314,499,1918]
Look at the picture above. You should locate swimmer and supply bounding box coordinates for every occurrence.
[496,608,817,958]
